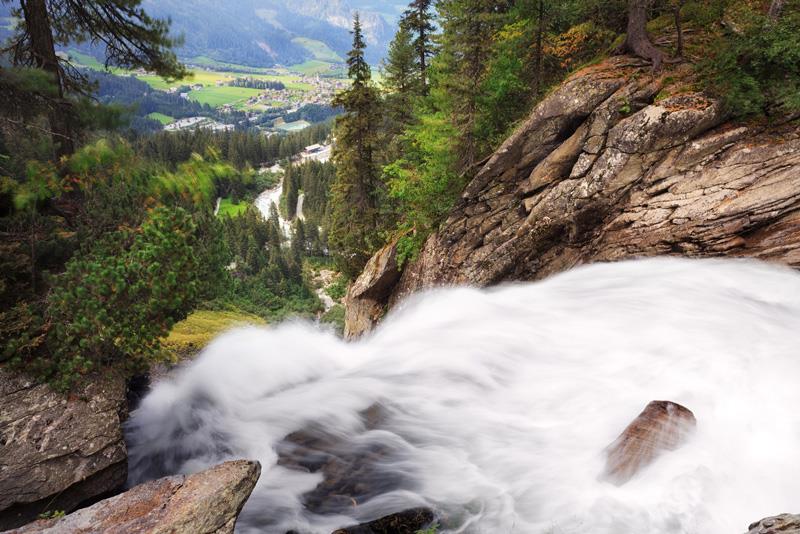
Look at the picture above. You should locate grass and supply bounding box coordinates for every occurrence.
[277,120,311,132]
[67,50,107,70]
[164,309,266,357]
[147,112,175,125]
[188,86,262,107]
[291,37,343,63]
[217,197,248,217]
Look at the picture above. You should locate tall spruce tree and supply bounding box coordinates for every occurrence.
[436,0,510,171]
[328,13,385,277]
[2,0,186,157]
[382,23,419,131]
[402,0,436,94]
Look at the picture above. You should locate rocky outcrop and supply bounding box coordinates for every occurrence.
[345,56,800,337]
[5,460,261,534]
[0,370,128,530]
[746,514,800,534]
[603,400,696,485]
[343,238,402,339]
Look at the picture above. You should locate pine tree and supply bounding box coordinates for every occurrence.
[328,13,385,277]
[436,0,510,171]
[402,0,436,94]
[382,23,419,132]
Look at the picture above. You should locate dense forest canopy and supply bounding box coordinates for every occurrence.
[0,0,798,389]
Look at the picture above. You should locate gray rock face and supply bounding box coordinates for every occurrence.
[343,238,402,339]
[0,370,128,530]
[345,56,800,338]
[5,460,261,534]
[746,514,800,534]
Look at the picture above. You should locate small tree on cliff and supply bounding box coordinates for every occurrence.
[2,0,186,157]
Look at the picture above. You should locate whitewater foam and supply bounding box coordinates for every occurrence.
[125,258,800,533]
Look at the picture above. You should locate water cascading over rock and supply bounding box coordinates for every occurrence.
[602,400,697,485]
[125,258,800,534]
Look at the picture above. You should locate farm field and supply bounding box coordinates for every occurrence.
[188,86,262,107]
[147,112,175,125]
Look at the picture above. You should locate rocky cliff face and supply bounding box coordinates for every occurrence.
[0,370,128,530]
[345,56,800,338]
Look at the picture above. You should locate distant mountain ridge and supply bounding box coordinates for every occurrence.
[139,0,400,67]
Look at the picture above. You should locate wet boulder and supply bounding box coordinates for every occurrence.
[6,460,261,534]
[332,507,436,534]
[603,400,696,485]
[746,513,800,534]
[0,370,128,530]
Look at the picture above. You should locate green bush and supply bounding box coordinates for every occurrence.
[41,207,206,388]
[700,5,800,117]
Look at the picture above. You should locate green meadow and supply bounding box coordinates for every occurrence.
[146,112,175,125]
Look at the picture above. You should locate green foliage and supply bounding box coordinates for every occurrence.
[1,139,239,388]
[37,510,66,520]
[40,207,209,388]
[384,104,462,264]
[328,16,387,278]
[382,23,421,130]
[325,273,349,300]
[700,3,800,117]
[218,205,322,321]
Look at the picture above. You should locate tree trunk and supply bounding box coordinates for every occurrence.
[532,0,544,97]
[769,0,785,20]
[418,5,428,95]
[20,0,75,157]
[623,0,664,70]
[674,0,684,58]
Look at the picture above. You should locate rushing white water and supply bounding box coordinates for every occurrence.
[125,258,800,534]
[255,183,291,238]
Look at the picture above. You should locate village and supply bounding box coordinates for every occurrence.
[158,69,348,134]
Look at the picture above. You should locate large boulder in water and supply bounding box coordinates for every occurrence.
[0,369,128,530]
[332,507,436,534]
[5,460,261,534]
[603,400,696,485]
[345,54,800,338]
[746,514,800,534]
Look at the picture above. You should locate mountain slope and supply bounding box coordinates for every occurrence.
[140,0,395,67]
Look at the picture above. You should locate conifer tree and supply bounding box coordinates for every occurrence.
[401,0,436,94]
[382,23,419,131]
[436,0,509,171]
[328,13,384,277]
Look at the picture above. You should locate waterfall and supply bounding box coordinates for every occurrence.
[125,258,800,533]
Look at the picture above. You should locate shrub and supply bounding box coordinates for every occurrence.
[700,4,800,117]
